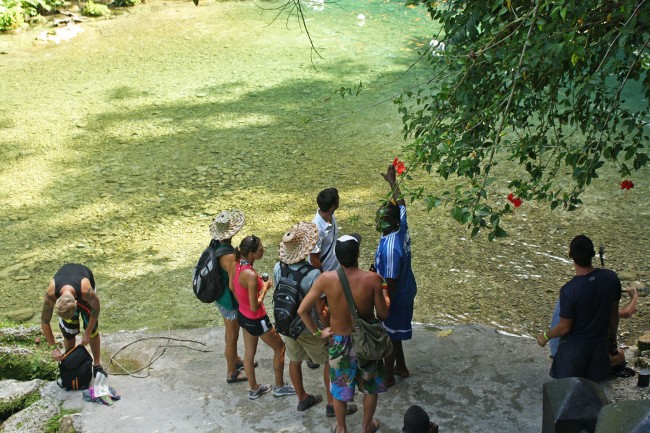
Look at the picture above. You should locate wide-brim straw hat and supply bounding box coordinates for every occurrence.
[279,222,319,264]
[210,210,245,241]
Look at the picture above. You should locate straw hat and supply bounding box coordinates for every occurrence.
[209,210,245,241]
[279,222,319,264]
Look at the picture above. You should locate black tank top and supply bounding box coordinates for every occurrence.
[53,264,95,299]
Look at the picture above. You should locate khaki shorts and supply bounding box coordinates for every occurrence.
[284,333,328,364]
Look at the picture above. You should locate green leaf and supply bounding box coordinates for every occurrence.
[450,206,464,223]
[571,53,579,66]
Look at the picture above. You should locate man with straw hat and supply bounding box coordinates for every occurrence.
[273,222,357,416]
[209,209,256,384]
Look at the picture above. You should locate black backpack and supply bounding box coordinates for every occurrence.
[57,345,93,391]
[192,239,234,303]
[273,262,313,339]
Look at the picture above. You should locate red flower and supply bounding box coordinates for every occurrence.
[507,193,522,208]
[620,180,634,190]
[392,157,406,175]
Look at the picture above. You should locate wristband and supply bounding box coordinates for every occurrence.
[313,329,321,337]
[543,331,550,341]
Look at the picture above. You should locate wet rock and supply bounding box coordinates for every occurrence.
[0,264,25,280]
[4,309,35,323]
[17,252,39,261]
[619,271,638,281]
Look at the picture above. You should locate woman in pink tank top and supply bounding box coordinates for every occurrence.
[234,235,295,400]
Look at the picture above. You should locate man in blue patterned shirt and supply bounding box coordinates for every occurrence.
[374,164,418,387]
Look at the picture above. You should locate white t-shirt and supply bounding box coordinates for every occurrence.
[309,210,339,271]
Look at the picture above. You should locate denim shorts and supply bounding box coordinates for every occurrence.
[216,302,238,321]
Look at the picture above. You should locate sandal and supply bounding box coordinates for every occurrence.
[226,370,247,384]
[394,368,410,378]
[236,360,258,371]
[326,403,358,417]
[614,366,635,378]
[366,418,380,433]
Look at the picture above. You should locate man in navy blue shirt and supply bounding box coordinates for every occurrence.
[537,235,621,381]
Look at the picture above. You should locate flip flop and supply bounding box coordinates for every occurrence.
[367,418,380,433]
[326,403,358,417]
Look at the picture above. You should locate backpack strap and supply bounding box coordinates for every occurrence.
[211,239,235,258]
[337,267,360,321]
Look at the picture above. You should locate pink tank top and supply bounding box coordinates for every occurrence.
[234,262,266,319]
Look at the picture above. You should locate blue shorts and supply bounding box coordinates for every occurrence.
[551,338,610,382]
[329,334,387,402]
[382,303,413,341]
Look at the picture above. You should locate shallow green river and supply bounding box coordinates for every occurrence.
[1,0,648,344]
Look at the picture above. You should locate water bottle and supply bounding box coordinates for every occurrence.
[261,272,269,282]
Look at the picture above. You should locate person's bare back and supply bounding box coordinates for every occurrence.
[311,266,388,336]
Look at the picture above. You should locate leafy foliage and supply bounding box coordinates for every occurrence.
[82,0,109,17]
[399,0,649,240]
[112,0,140,7]
[0,0,65,31]
[0,0,25,31]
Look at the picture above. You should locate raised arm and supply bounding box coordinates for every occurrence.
[382,164,405,207]
[619,286,638,319]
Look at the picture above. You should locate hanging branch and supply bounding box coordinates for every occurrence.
[472,0,542,215]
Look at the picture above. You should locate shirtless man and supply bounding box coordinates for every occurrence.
[41,263,105,376]
[299,234,390,433]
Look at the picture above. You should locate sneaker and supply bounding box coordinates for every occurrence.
[248,384,272,400]
[273,383,296,397]
[306,359,320,369]
[326,403,358,417]
[297,394,322,411]
[93,365,107,378]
